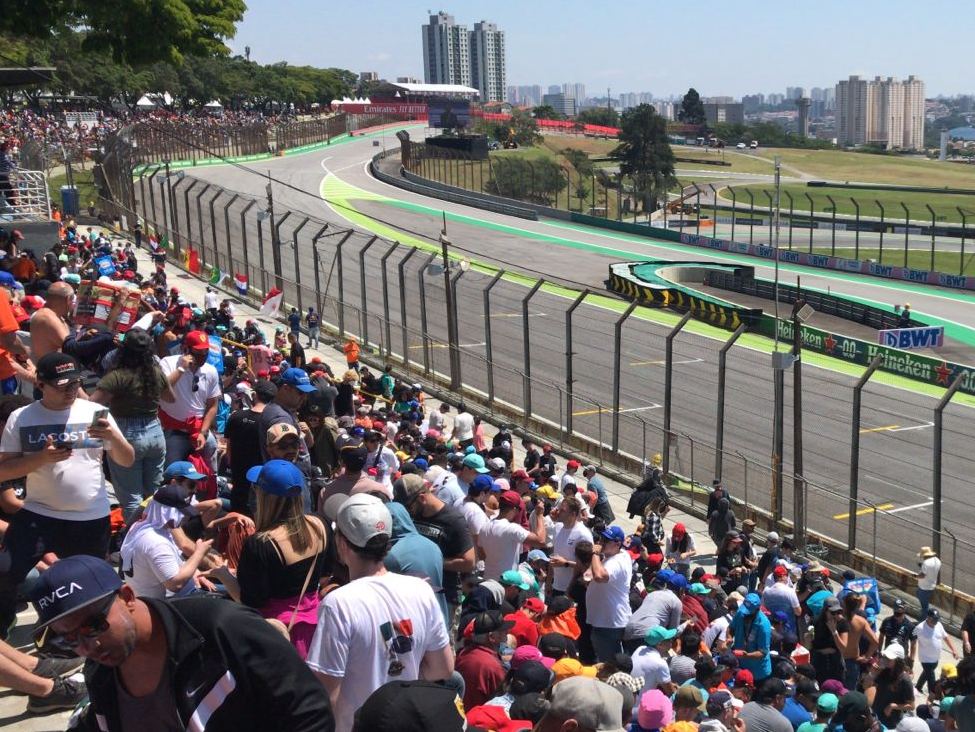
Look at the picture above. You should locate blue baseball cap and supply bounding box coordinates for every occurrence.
[469,474,495,494]
[246,460,304,497]
[31,555,122,630]
[412,458,429,471]
[462,454,490,473]
[666,573,689,591]
[163,461,206,482]
[743,592,763,614]
[527,549,550,563]
[601,526,626,544]
[279,367,316,393]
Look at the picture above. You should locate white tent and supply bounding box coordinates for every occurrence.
[135,92,173,109]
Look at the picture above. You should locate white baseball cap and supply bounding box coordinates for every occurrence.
[335,494,392,548]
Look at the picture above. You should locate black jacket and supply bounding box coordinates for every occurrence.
[75,595,333,732]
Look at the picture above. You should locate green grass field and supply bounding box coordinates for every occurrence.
[813,247,975,276]
[674,147,777,175]
[751,148,975,188]
[719,183,975,224]
[47,169,98,212]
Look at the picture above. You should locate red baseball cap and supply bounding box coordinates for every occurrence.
[498,490,522,508]
[522,597,546,614]
[257,369,269,378]
[773,565,788,577]
[566,459,581,469]
[511,469,530,482]
[183,330,210,352]
[735,670,755,688]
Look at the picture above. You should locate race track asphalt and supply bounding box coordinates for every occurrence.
[144,127,975,592]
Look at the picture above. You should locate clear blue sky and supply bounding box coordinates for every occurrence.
[229,0,970,98]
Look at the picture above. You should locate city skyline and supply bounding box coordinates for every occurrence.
[227,0,973,98]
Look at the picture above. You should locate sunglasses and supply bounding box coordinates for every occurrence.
[35,593,117,652]
[386,634,414,677]
[191,374,200,393]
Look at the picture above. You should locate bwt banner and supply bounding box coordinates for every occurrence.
[878,326,945,350]
[676,232,975,292]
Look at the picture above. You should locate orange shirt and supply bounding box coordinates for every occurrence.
[343,340,360,363]
[10,257,36,281]
[0,289,21,380]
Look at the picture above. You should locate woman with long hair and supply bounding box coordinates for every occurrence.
[91,327,173,525]
[211,460,326,659]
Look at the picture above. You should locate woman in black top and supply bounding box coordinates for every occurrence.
[811,599,849,684]
[212,460,326,660]
[334,369,357,418]
[864,651,915,728]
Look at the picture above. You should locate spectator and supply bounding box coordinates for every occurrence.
[797,693,837,732]
[916,546,941,618]
[914,608,959,695]
[879,599,917,658]
[384,501,448,629]
[305,307,320,349]
[708,497,736,547]
[223,379,276,514]
[534,676,628,732]
[119,484,213,599]
[588,525,634,662]
[729,593,772,683]
[763,565,803,634]
[665,522,697,578]
[455,609,512,709]
[306,494,453,732]
[625,571,685,654]
[0,352,134,636]
[477,489,546,581]
[739,677,793,732]
[550,495,594,597]
[159,330,221,464]
[90,326,171,524]
[258,367,316,465]
[342,336,360,372]
[30,555,333,732]
[863,643,915,728]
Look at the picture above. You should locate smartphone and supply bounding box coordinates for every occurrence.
[54,439,75,450]
[89,408,109,430]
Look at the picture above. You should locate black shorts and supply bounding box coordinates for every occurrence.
[0,509,111,583]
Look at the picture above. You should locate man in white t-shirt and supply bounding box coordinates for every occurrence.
[0,352,134,637]
[306,494,454,732]
[159,330,221,464]
[559,459,581,491]
[913,608,958,694]
[477,490,547,581]
[916,546,941,617]
[586,525,634,662]
[762,566,803,634]
[203,286,218,312]
[631,625,678,694]
[549,495,593,596]
[450,403,474,448]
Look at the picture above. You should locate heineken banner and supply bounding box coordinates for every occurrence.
[760,316,975,395]
[678,232,975,292]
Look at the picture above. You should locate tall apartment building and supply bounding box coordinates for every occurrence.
[835,75,925,149]
[470,20,506,102]
[703,102,745,125]
[563,83,586,104]
[507,85,542,106]
[653,101,676,121]
[422,12,470,87]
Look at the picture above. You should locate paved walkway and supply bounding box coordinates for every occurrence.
[0,233,961,726]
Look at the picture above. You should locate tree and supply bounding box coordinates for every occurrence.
[576,107,620,128]
[562,148,594,177]
[609,104,676,213]
[487,157,565,203]
[532,104,563,121]
[510,110,542,147]
[0,0,246,66]
[678,88,706,125]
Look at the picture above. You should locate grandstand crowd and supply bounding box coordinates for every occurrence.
[0,215,969,732]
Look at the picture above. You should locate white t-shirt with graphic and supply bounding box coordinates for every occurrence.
[0,400,120,521]
[306,571,450,732]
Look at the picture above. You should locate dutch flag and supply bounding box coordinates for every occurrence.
[234,273,248,296]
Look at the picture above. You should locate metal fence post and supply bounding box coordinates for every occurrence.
[222,194,239,274]
[925,203,937,272]
[239,200,256,290]
[309,224,330,319]
[358,236,377,345]
[729,187,737,241]
[784,191,794,250]
[207,189,220,269]
[933,374,966,554]
[805,192,814,253]
[256,216,269,298]
[764,189,774,244]
[449,266,466,386]
[565,289,590,435]
[612,302,639,452]
[745,189,755,245]
[957,208,968,276]
[826,195,837,256]
[416,252,437,374]
[483,270,506,403]
[272,210,292,294]
[876,201,886,263]
[397,247,418,364]
[663,313,692,476]
[380,242,400,360]
[169,176,188,250]
[522,279,545,418]
[849,354,884,550]
[708,184,718,232]
[181,179,198,253]
[193,184,210,260]
[901,203,910,268]
[336,234,353,338]
[715,324,747,479]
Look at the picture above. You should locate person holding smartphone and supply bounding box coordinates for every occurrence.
[0,352,135,639]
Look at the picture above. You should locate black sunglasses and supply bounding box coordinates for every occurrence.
[192,374,200,393]
[34,593,117,652]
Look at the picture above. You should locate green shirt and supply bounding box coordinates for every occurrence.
[797,721,828,732]
[97,366,169,418]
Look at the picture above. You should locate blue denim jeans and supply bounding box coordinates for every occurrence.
[109,416,166,525]
[164,427,217,469]
[917,587,934,617]
[590,626,625,663]
[307,326,320,349]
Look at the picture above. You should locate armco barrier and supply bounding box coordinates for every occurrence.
[607,261,762,330]
[759,316,975,396]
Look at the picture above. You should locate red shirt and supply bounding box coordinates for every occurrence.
[505,610,539,648]
[454,643,506,710]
